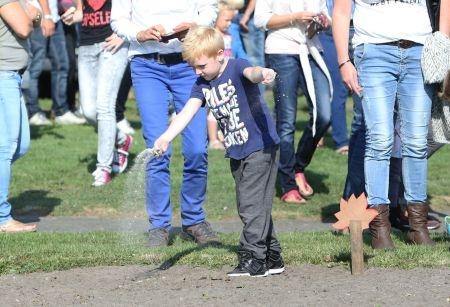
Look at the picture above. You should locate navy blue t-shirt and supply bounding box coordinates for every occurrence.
[190,58,279,160]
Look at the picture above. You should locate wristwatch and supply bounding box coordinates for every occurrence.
[43,14,53,20]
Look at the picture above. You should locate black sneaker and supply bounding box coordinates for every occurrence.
[266,250,285,275]
[182,221,220,245]
[148,228,169,248]
[227,251,268,277]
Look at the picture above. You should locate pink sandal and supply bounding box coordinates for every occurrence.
[281,189,306,204]
[295,172,314,198]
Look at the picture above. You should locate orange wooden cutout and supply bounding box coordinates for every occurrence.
[332,194,378,230]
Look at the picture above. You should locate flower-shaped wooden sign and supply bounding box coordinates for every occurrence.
[332,194,378,230]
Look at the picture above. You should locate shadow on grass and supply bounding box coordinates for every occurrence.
[334,250,375,266]
[158,242,236,271]
[129,119,142,131]
[30,125,65,140]
[79,154,97,173]
[320,203,339,223]
[132,240,237,281]
[10,190,61,222]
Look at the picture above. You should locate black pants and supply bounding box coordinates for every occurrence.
[230,145,282,260]
[116,63,132,122]
[63,23,78,112]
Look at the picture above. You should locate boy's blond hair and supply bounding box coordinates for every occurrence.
[218,0,233,11]
[182,26,224,64]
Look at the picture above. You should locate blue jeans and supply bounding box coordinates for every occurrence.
[319,30,349,149]
[354,43,432,206]
[130,56,208,230]
[268,54,331,194]
[24,21,69,117]
[0,71,30,224]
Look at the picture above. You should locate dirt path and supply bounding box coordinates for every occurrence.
[1,264,449,306]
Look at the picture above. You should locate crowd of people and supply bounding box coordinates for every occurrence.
[0,0,448,277]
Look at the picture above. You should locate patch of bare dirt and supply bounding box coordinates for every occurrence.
[1,265,449,306]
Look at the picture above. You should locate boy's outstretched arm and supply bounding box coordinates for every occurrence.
[243,66,277,84]
[154,98,203,154]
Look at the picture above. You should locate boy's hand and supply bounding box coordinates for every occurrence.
[261,68,276,84]
[153,136,170,156]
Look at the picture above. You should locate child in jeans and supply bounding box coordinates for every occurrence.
[154,26,283,277]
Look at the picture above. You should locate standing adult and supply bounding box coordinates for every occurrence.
[334,0,435,248]
[0,0,40,232]
[255,0,332,204]
[25,0,86,126]
[111,0,219,247]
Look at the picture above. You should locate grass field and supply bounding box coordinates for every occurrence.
[2,96,449,274]
[10,97,450,221]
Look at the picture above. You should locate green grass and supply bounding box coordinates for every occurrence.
[3,96,449,274]
[0,231,448,275]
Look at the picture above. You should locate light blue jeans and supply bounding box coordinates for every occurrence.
[0,71,30,224]
[354,43,432,206]
[77,43,128,171]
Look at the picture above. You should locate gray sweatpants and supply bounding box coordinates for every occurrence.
[230,145,282,260]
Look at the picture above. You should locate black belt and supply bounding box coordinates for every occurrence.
[13,68,26,75]
[378,40,417,49]
[135,53,184,65]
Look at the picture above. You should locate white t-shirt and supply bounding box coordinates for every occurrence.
[352,0,432,47]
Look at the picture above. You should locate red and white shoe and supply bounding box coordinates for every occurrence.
[92,167,112,187]
[112,134,133,174]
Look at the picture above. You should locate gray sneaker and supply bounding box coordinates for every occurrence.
[148,228,169,248]
[182,221,220,245]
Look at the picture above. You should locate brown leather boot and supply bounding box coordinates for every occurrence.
[406,203,435,245]
[369,205,395,249]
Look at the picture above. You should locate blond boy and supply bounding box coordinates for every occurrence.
[154,26,283,277]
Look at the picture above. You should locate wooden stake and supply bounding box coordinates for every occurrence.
[350,220,364,275]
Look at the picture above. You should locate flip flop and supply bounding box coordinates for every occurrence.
[295,172,314,198]
[281,189,306,204]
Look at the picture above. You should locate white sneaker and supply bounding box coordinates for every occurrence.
[29,112,52,126]
[117,118,135,135]
[55,111,86,125]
